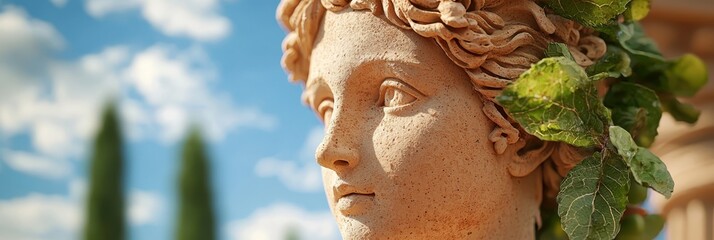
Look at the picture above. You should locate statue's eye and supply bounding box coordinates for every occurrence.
[378,79,421,109]
[317,98,334,123]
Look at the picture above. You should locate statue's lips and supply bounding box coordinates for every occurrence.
[334,183,375,215]
[336,193,375,215]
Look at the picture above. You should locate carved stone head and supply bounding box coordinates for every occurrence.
[277,0,606,238]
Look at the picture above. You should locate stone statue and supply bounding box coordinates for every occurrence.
[277,0,607,239]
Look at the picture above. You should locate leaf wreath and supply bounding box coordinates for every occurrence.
[496,1,708,239]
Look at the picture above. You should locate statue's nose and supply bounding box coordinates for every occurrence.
[315,109,361,173]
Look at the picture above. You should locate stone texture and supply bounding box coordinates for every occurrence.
[277,0,606,239]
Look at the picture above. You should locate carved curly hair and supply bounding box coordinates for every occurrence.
[278,0,606,203]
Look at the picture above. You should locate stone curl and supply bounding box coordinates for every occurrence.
[278,0,606,203]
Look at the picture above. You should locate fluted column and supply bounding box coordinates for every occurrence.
[644,0,714,239]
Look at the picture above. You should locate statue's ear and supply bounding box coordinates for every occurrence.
[507,139,554,177]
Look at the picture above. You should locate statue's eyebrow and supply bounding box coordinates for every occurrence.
[338,59,435,97]
[305,74,325,92]
[381,60,435,96]
[302,57,435,109]
[302,75,329,111]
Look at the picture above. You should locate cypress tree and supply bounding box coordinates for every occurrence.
[176,127,216,240]
[84,102,125,240]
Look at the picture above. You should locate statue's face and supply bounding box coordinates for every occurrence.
[307,9,528,239]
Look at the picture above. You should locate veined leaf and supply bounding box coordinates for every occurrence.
[604,83,661,147]
[542,0,629,28]
[497,57,610,148]
[602,23,707,122]
[603,23,664,64]
[603,23,707,99]
[587,45,632,81]
[631,147,674,198]
[557,151,630,240]
[609,126,674,198]
[609,126,638,161]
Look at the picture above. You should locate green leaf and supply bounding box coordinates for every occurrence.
[604,83,662,147]
[497,57,610,147]
[604,23,708,100]
[558,150,630,240]
[608,125,674,198]
[587,45,632,80]
[625,0,651,21]
[660,94,701,123]
[609,126,638,161]
[546,42,575,61]
[664,54,708,97]
[542,0,629,28]
[631,147,674,198]
[603,23,664,63]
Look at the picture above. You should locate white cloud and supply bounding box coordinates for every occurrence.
[0,5,274,178]
[0,178,164,240]
[255,127,324,192]
[128,190,163,225]
[2,150,70,179]
[50,0,68,7]
[84,0,230,41]
[119,98,151,139]
[0,5,63,105]
[0,179,85,240]
[124,44,277,142]
[0,6,129,164]
[225,203,339,240]
[68,178,86,201]
[32,120,71,157]
[0,194,81,240]
[84,0,140,15]
[254,156,322,192]
[0,5,63,54]
[0,43,128,178]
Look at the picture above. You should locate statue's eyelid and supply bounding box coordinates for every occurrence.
[377,79,425,107]
[316,98,334,121]
[306,79,334,120]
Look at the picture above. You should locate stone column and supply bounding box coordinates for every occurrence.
[643,0,714,239]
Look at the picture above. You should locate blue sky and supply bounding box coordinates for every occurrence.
[0,0,339,239]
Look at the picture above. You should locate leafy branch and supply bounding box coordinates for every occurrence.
[496,0,708,239]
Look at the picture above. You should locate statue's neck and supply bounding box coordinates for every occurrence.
[464,215,536,239]
[465,173,540,240]
[403,174,541,240]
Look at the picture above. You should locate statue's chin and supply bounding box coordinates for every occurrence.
[335,213,474,240]
[334,216,375,240]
